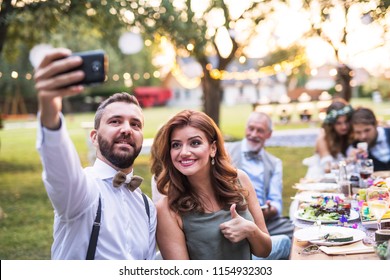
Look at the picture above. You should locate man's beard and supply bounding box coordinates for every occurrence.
[368,134,378,149]
[98,136,142,169]
[246,137,262,151]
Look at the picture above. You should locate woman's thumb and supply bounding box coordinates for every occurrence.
[230,203,239,219]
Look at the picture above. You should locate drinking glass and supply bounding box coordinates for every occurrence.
[367,200,389,231]
[358,159,374,188]
[329,161,340,183]
[366,187,390,231]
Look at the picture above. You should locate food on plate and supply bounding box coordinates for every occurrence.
[360,183,390,225]
[360,202,390,222]
[294,225,366,246]
[366,186,390,201]
[308,232,353,242]
[298,196,351,222]
[326,233,353,242]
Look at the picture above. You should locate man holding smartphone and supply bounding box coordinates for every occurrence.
[34,48,157,259]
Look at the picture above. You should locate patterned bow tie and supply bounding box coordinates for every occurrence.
[244,151,262,161]
[112,171,144,192]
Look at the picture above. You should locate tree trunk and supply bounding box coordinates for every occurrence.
[336,64,352,102]
[0,0,13,54]
[201,71,222,127]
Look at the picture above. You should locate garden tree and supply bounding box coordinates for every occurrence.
[0,0,117,113]
[126,0,278,126]
[301,0,390,101]
[0,0,158,75]
[0,0,128,57]
[1,0,279,125]
[0,0,159,113]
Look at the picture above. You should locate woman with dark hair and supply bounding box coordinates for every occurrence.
[152,110,271,260]
[318,98,354,159]
[303,98,354,179]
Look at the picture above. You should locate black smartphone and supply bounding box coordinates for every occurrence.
[60,50,108,87]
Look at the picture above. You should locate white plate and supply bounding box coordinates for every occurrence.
[294,225,366,246]
[291,192,345,203]
[294,209,360,224]
[293,183,339,192]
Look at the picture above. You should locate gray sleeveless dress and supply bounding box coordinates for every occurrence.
[182,209,254,260]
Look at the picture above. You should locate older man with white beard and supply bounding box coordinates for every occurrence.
[225,111,293,260]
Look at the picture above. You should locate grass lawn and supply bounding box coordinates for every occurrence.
[0,99,388,259]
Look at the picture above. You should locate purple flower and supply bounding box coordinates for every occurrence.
[339,215,348,223]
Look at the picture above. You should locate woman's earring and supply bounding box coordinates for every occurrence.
[211,157,215,165]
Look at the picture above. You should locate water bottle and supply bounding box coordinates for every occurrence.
[339,161,352,199]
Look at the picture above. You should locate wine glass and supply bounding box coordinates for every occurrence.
[366,187,390,231]
[358,159,374,188]
[367,200,389,232]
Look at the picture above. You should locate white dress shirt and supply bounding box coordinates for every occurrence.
[36,114,156,260]
[371,126,390,162]
[240,139,283,215]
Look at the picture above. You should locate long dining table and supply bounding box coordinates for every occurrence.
[289,231,379,260]
[288,182,381,260]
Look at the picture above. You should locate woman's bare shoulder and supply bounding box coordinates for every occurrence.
[156,196,169,211]
[155,196,183,228]
[236,169,252,189]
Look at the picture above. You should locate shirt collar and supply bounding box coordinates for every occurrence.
[375,127,386,145]
[93,158,134,180]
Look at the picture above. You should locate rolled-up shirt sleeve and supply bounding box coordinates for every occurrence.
[36,113,97,220]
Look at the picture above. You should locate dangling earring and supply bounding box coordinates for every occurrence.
[211,156,215,165]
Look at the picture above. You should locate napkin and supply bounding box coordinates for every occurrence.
[319,241,374,255]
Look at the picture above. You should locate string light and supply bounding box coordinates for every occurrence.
[0,70,162,84]
[1,53,360,89]
[143,73,151,79]
[11,71,18,79]
[133,73,140,80]
[123,72,131,80]
[171,62,201,89]
[112,74,120,81]
[207,53,308,81]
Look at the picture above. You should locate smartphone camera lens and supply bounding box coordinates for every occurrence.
[91,61,102,72]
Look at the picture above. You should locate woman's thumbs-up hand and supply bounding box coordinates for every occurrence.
[220,204,253,243]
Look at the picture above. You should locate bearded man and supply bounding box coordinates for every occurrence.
[225,111,293,260]
[35,48,156,260]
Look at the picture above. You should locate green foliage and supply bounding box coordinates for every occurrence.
[0,0,161,102]
[1,100,389,259]
[0,104,310,259]
[362,76,390,99]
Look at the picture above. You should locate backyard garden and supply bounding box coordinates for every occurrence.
[0,99,389,259]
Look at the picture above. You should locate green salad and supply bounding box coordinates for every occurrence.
[297,196,351,221]
[298,207,343,221]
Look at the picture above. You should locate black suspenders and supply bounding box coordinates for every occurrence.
[85,193,150,260]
